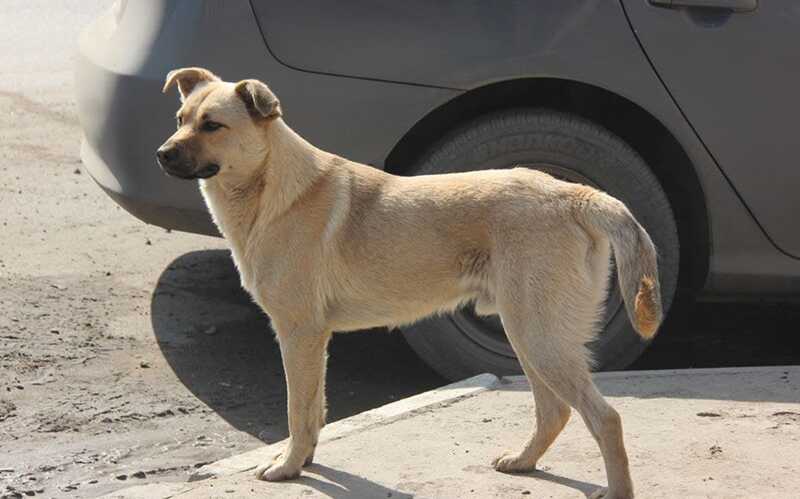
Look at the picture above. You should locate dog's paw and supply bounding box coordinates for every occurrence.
[588,487,633,499]
[491,452,537,473]
[272,450,315,467]
[589,488,609,499]
[254,460,302,482]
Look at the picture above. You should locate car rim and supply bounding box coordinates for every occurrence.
[450,163,625,359]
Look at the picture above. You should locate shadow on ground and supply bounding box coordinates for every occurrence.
[150,249,445,445]
[150,250,800,442]
[632,297,800,372]
[289,464,414,499]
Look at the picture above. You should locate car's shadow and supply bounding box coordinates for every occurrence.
[150,249,445,444]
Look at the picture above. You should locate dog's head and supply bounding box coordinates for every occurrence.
[157,67,281,180]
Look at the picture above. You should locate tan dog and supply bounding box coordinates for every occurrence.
[158,67,662,499]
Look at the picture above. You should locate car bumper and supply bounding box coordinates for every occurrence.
[74,0,264,236]
[80,139,218,235]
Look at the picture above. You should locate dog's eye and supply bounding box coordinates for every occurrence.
[201,121,224,132]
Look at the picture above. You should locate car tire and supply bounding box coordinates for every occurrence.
[399,109,679,381]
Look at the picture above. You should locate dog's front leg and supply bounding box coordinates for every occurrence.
[256,328,331,481]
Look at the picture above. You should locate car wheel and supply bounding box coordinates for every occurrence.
[399,109,679,381]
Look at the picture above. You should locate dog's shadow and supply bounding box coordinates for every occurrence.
[260,465,599,498]
[288,465,599,498]
[290,464,413,499]
[150,249,445,445]
[524,470,600,498]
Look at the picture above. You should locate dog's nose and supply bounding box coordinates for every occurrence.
[156,145,179,165]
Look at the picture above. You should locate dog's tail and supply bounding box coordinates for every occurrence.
[573,186,662,339]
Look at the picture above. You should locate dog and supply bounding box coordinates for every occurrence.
[158,67,661,499]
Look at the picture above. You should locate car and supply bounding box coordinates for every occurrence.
[76,0,800,381]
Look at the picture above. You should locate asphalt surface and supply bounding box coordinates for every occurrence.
[0,2,798,498]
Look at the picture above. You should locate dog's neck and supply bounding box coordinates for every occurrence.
[258,119,331,220]
[199,119,331,255]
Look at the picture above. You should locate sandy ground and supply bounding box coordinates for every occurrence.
[1,2,799,499]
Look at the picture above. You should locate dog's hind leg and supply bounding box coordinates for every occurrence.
[531,360,633,499]
[493,246,633,499]
[256,327,332,481]
[492,362,571,472]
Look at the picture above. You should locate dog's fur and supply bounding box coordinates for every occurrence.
[158,67,662,499]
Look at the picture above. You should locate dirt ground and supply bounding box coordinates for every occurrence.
[1,3,799,499]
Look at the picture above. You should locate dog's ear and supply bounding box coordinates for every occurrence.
[162,67,220,100]
[234,79,282,120]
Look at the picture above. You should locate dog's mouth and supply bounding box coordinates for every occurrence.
[159,162,221,180]
[194,163,221,179]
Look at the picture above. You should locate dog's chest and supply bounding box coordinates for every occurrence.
[224,218,322,311]
[200,182,258,283]
[199,178,332,321]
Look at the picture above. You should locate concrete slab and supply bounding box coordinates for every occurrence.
[105,366,800,498]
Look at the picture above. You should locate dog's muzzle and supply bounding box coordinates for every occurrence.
[156,144,220,179]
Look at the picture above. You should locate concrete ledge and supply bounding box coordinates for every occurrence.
[496,365,800,390]
[594,364,798,379]
[189,373,499,481]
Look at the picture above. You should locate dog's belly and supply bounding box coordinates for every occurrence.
[325,287,480,332]
[322,254,493,332]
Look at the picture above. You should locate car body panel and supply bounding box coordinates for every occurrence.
[76,0,800,295]
[622,0,800,258]
[254,0,627,90]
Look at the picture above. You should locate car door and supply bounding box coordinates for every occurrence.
[622,0,800,257]
[250,0,638,89]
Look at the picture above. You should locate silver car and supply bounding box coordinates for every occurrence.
[76,0,800,380]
